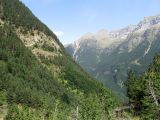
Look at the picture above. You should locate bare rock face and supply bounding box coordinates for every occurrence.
[119,15,160,53]
[134,15,160,32]
[68,15,160,58]
[66,23,138,58]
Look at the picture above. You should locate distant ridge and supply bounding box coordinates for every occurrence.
[65,14,160,99]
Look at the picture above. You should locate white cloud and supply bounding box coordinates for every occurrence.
[52,30,64,37]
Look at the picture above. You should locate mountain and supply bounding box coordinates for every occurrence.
[65,15,160,99]
[0,0,119,119]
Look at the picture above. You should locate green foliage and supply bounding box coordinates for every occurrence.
[0,0,120,119]
[0,91,6,107]
[126,55,160,119]
[41,42,57,52]
[0,25,76,118]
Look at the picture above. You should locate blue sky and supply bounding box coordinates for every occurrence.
[21,0,160,44]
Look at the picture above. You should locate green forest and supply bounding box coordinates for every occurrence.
[0,0,119,119]
[0,0,160,119]
[126,55,160,119]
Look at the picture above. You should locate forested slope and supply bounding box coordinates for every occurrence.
[0,0,119,119]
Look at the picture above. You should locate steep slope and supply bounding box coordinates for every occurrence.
[0,0,119,119]
[66,15,160,99]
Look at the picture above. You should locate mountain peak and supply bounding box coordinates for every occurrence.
[81,32,94,39]
[144,14,160,20]
[96,29,109,34]
[135,15,160,31]
[77,32,95,44]
[96,29,109,40]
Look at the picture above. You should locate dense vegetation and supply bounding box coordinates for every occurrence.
[126,55,160,119]
[1,0,160,119]
[0,0,119,119]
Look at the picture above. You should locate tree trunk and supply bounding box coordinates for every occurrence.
[148,77,158,106]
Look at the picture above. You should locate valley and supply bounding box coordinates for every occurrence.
[66,15,160,100]
[0,0,159,119]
